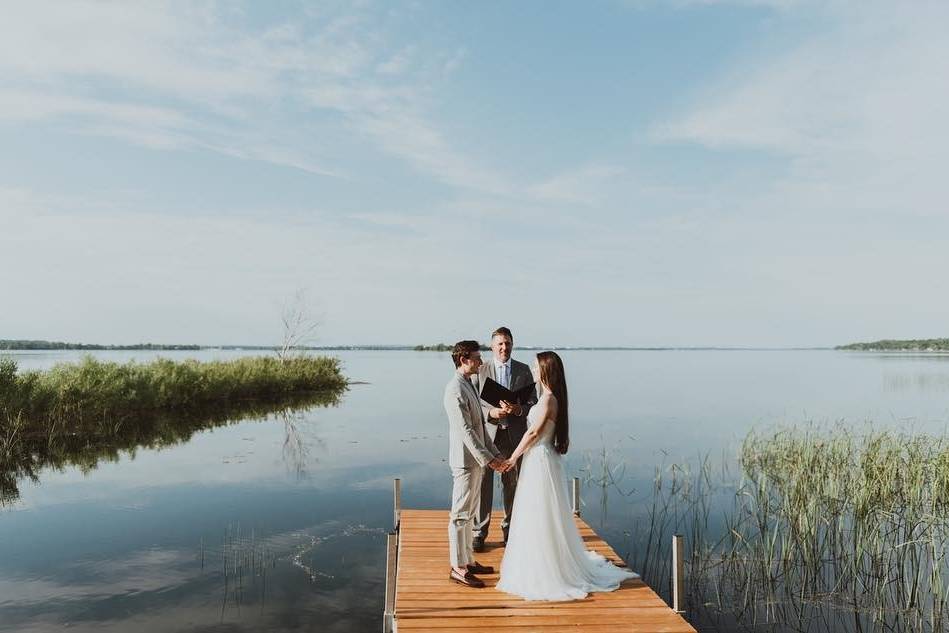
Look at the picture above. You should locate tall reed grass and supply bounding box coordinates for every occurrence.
[728,427,949,626]
[596,425,949,632]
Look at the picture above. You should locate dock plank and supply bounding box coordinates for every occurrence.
[393,509,696,632]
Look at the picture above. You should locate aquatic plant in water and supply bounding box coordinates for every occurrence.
[600,426,949,632]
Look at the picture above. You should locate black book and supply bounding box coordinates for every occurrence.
[479,377,537,408]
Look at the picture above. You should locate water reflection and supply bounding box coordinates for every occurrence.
[281,409,327,481]
[4,349,949,632]
[843,352,949,362]
[0,476,405,632]
[883,372,949,393]
[0,390,343,506]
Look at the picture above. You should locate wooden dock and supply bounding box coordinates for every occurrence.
[385,502,697,632]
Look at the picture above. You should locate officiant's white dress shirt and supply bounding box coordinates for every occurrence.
[495,359,512,389]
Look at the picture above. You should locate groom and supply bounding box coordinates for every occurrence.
[472,326,537,551]
[444,340,509,588]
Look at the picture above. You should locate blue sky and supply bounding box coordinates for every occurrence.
[2,0,947,347]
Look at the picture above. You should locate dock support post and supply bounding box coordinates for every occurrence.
[672,534,685,614]
[393,478,402,531]
[383,531,398,633]
[572,477,581,516]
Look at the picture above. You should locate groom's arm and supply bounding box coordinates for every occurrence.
[483,428,502,459]
[470,373,496,424]
[444,385,495,467]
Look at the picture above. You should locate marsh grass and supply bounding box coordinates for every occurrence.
[0,354,346,424]
[216,523,278,616]
[724,427,949,629]
[589,426,949,632]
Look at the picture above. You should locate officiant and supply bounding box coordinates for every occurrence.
[471,326,538,551]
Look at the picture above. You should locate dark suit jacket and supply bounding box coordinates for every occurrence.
[471,357,538,448]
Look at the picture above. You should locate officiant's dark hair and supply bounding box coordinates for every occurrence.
[536,351,569,455]
[451,340,481,367]
[492,326,513,341]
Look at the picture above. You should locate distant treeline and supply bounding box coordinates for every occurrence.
[2,339,834,352]
[836,338,949,351]
[413,343,490,352]
[1,339,201,351]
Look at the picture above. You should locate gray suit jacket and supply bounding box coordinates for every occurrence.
[444,371,501,469]
[472,358,538,444]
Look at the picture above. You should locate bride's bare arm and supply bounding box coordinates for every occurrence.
[507,395,555,463]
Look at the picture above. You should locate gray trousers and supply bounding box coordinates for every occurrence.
[474,427,519,540]
[448,465,483,568]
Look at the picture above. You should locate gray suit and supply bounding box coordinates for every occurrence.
[443,371,501,568]
[471,358,537,541]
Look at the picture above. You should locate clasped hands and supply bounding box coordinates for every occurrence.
[488,457,515,473]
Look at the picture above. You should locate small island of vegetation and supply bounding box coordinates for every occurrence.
[1,355,346,424]
[836,338,949,352]
[0,354,348,503]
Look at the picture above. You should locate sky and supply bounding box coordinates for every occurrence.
[1,0,947,348]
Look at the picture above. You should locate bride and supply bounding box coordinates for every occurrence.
[496,351,639,601]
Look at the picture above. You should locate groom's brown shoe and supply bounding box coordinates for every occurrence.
[467,561,494,574]
[449,568,485,588]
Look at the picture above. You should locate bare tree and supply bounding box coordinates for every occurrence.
[278,289,321,360]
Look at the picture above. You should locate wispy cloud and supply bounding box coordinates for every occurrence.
[0,2,509,192]
[528,164,627,205]
[625,0,810,9]
[654,1,949,218]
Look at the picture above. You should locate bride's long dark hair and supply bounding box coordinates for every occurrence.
[537,351,569,455]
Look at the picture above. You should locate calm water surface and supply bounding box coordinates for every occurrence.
[3,349,949,632]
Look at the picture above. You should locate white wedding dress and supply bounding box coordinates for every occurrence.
[496,401,639,600]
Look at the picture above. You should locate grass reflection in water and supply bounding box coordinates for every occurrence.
[0,387,344,506]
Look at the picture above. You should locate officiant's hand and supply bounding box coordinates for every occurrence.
[500,400,522,417]
[489,406,508,420]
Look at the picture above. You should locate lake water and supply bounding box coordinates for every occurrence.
[3,349,949,632]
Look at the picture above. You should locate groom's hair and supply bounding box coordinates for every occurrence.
[491,326,513,341]
[451,340,481,367]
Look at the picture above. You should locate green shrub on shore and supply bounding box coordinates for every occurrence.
[0,355,347,424]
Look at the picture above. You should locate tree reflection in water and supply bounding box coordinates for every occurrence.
[280,408,326,481]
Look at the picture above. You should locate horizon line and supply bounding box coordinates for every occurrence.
[1,340,836,351]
